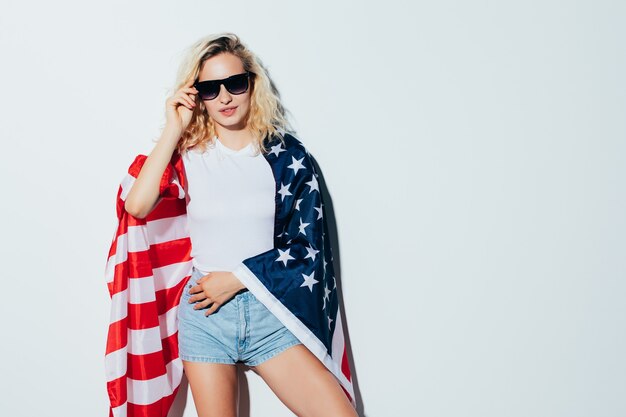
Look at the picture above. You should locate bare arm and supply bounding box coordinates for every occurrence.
[124,80,198,219]
[124,125,182,219]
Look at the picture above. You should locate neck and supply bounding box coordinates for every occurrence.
[215,125,255,150]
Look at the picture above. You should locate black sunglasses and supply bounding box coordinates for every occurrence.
[193,71,253,100]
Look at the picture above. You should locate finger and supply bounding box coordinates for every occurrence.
[173,96,194,110]
[180,92,196,107]
[193,285,210,298]
[187,92,197,102]
[175,92,196,108]
[197,272,211,283]
[189,293,207,304]
[188,286,206,302]
[168,96,189,109]
[194,298,214,310]
[185,98,196,109]
[189,285,213,307]
[205,302,221,316]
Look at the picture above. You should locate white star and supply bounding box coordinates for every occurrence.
[304,244,320,262]
[287,156,306,175]
[327,316,333,330]
[322,296,326,311]
[332,275,336,289]
[324,284,331,302]
[278,182,292,201]
[300,271,319,292]
[298,217,310,236]
[269,143,286,157]
[314,204,323,220]
[295,198,303,211]
[305,174,319,193]
[275,248,295,266]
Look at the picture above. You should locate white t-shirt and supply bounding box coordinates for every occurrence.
[181,136,276,275]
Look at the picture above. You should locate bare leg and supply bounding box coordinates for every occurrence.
[251,345,357,417]
[182,360,239,417]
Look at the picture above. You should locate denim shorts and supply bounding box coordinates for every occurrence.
[177,266,302,366]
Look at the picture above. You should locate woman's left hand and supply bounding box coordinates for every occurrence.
[189,271,246,316]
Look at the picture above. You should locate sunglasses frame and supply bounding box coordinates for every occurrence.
[193,71,253,100]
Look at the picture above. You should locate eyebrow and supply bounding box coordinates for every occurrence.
[196,72,247,83]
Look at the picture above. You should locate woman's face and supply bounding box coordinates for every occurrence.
[197,52,253,132]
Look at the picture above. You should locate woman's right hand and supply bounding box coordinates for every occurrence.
[165,80,199,135]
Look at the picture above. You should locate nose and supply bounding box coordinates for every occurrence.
[218,84,232,103]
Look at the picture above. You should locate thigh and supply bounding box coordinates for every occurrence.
[251,344,358,417]
[182,360,238,417]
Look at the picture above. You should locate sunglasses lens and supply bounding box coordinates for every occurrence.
[225,74,249,95]
[197,83,219,100]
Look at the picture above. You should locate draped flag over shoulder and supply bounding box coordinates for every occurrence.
[104,133,355,417]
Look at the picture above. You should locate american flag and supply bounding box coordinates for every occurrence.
[104,133,356,416]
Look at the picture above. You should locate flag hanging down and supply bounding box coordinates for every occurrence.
[104,132,355,416]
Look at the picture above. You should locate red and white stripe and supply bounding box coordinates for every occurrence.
[105,154,193,417]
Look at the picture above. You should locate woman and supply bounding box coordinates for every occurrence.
[122,33,357,417]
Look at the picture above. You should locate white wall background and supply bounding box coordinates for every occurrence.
[1,0,624,416]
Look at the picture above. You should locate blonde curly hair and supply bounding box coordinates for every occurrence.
[164,32,292,155]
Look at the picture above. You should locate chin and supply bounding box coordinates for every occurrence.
[215,116,246,130]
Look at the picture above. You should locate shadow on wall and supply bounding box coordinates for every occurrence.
[311,154,368,417]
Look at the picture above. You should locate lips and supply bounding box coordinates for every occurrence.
[219,106,238,115]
